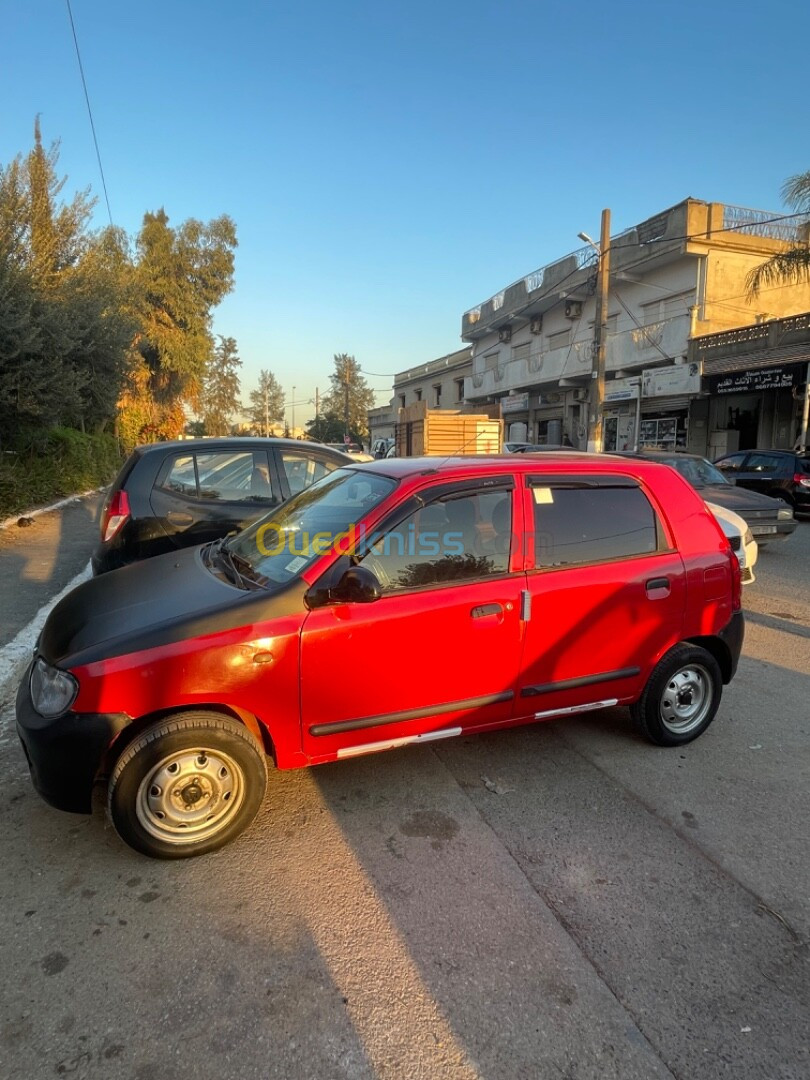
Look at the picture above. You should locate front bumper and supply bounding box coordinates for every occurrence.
[748,520,796,541]
[16,661,131,813]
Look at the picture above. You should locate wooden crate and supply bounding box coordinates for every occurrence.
[395,402,503,456]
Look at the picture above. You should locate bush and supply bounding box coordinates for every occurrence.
[0,426,123,519]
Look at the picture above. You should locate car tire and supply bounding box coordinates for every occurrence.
[108,712,267,859]
[630,644,723,747]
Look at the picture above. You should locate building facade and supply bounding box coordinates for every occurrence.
[689,312,810,455]
[368,347,473,448]
[460,199,810,452]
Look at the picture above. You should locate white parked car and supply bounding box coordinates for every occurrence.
[706,501,757,584]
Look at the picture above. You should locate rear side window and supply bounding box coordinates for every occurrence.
[157,451,279,504]
[280,451,340,496]
[531,484,660,568]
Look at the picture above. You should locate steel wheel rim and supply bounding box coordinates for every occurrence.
[659,664,712,734]
[135,747,245,845]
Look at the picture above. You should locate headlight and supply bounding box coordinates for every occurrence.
[777,508,794,521]
[30,658,78,717]
[743,528,754,545]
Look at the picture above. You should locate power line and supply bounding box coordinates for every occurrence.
[65,0,112,226]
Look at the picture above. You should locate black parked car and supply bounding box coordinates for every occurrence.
[92,438,352,575]
[713,449,810,516]
[614,450,797,543]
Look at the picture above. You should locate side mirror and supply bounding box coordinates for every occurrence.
[305,561,382,609]
[332,564,382,604]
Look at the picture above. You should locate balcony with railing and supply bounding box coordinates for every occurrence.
[721,205,810,244]
[461,199,805,343]
[689,311,810,371]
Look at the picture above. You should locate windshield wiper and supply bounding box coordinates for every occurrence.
[216,537,269,589]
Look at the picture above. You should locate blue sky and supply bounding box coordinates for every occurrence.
[3,0,809,424]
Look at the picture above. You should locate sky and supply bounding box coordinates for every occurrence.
[3,0,809,426]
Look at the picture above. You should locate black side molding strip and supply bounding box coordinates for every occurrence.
[520,667,641,697]
[309,691,514,737]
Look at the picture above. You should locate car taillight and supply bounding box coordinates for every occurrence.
[729,548,742,612]
[101,490,130,542]
[793,473,810,488]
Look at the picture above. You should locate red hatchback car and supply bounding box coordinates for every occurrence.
[17,455,743,858]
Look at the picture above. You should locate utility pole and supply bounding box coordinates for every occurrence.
[314,386,319,421]
[343,359,350,441]
[264,384,269,437]
[798,361,810,452]
[292,385,296,437]
[588,207,611,452]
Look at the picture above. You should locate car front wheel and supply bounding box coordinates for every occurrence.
[108,712,267,859]
[630,644,722,747]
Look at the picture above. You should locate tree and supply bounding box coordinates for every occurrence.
[0,120,133,435]
[123,208,237,442]
[201,336,242,436]
[321,354,375,440]
[306,410,365,444]
[246,368,285,436]
[747,171,810,296]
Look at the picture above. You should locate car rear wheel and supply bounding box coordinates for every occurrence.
[108,712,267,859]
[630,644,722,747]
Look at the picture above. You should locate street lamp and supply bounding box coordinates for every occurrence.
[578,210,611,452]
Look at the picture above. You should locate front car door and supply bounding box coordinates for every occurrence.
[299,478,526,763]
[515,474,686,721]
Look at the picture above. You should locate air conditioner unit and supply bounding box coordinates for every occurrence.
[529,315,543,335]
[573,388,588,402]
[498,326,512,344]
[564,300,583,319]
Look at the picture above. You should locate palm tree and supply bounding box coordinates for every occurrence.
[747,171,810,296]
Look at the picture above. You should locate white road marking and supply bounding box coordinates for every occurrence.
[0,487,105,531]
[0,561,92,727]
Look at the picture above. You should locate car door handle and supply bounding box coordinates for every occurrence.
[471,603,503,619]
[166,511,194,526]
[645,577,671,597]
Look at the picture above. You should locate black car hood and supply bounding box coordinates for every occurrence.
[696,484,783,515]
[39,545,306,669]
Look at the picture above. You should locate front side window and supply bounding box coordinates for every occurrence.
[746,453,779,473]
[228,470,395,586]
[532,484,659,568]
[280,451,339,496]
[360,489,512,593]
[715,453,746,472]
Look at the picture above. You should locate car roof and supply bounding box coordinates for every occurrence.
[135,437,351,456]
[349,452,670,481]
[616,449,705,462]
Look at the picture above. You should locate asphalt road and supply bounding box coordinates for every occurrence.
[0,501,807,1080]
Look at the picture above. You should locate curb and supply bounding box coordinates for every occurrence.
[0,487,107,532]
[0,562,92,716]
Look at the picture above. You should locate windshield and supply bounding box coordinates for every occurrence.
[227,469,397,586]
[658,456,728,488]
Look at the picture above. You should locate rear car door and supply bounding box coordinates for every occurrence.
[299,479,526,762]
[149,448,283,550]
[515,474,686,720]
